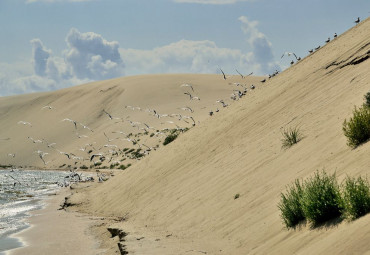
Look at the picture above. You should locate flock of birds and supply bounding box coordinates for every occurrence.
[2,16,364,173]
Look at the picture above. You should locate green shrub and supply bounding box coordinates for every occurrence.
[281,126,304,148]
[343,106,370,148]
[365,91,370,107]
[342,176,370,219]
[278,179,305,228]
[301,171,343,225]
[234,193,240,200]
[163,132,180,145]
[80,165,88,169]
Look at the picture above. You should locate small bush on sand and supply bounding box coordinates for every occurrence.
[80,165,88,170]
[342,176,370,220]
[301,171,343,225]
[163,130,180,146]
[234,193,240,200]
[281,126,304,148]
[343,106,370,148]
[278,179,305,229]
[365,91,370,107]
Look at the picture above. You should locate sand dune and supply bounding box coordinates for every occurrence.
[0,74,260,169]
[1,18,370,254]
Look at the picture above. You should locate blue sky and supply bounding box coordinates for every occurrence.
[0,0,368,96]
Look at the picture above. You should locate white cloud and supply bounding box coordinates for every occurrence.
[120,39,257,76]
[173,0,254,4]
[64,28,124,80]
[30,38,51,76]
[238,16,278,73]
[0,18,278,96]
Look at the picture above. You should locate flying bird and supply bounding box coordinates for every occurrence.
[180,84,194,92]
[42,105,54,110]
[219,68,227,80]
[235,69,244,79]
[181,106,194,113]
[62,118,77,129]
[90,153,104,161]
[18,121,32,126]
[79,123,93,132]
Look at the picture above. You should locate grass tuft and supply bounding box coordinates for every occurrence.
[281,126,304,148]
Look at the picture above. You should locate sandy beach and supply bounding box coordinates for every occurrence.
[8,186,106,255]
[0,17,369,254]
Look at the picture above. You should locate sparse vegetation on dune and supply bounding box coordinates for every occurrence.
[281,126,304,149]
[343,105,370,148]
[300,171,343,226]
[342,176,370,220]
[278,179,305,229]
[280,171,370,229]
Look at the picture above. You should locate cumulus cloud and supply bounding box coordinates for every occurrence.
[30,39,51,76]
[0,19,278,96]
[0,28,124,96]
[120,39,257,76]
[238,16,278,73]
[64,28,124,80]
[173,0,254,4]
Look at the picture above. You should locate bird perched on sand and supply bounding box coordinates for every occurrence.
[355,17,360,24]
[325,37,330,43]
[334,33,337,38]
[290,60,294,65]
[260,79,266,83]
[309,49,314,54]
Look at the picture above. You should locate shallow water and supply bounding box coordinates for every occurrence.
[0,169,70,254]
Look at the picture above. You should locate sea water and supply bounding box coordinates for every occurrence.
[0,169,70,254]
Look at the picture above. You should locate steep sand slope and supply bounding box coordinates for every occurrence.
[0,74,260,169]
[76,19,370,254]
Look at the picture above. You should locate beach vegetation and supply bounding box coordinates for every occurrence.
[342,176,370,220]
[80,165,88,169]
[281,126,304,148]
[342,105,370,148]
[110,163,119,169]
[163,129,180,145]
[300,170,343,225]
[365,91,370,107]
[278,179,305,228]
[234,193,240,199]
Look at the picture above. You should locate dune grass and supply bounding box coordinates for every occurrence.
[278,179,305,229]
[281,126,304,148]
[343,105,370,148]
[342,176,370,220]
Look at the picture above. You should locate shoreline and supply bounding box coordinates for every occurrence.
[6,188,105,255]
